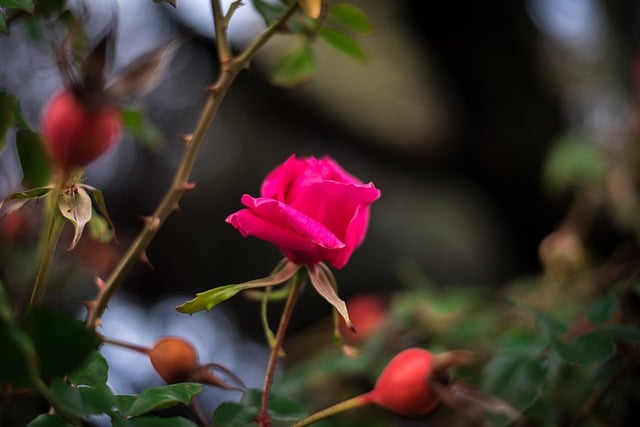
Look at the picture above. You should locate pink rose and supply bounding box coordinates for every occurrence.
[226,155,381,268]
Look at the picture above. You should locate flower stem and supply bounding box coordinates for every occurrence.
[28,173,65,311]
[99,334,151,354]
[291,392,372,427]
[256,270,305,427]
[84,3,301,329]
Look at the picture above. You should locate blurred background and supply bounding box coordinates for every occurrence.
[2,0,640,424]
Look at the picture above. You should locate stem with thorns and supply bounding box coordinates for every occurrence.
[256,270,304,427]
[85,1,299,328]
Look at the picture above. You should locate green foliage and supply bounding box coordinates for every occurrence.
[0,0,35,12]
[124,383,203,417]
[329,4,373,34]
[214,388,307,427]
[543,133,605,195]
[319,28,366,61]
[121,108,165,151]
[16,129,52,188]
[26,414,73,427]
[270,44,316,88]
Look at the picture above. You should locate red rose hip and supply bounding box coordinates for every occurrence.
[369,348,439,416]
[42,88,121,172]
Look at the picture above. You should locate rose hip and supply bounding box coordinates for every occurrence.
[148,337,199,384]
[41,88,121,172]
[368,348,439,416]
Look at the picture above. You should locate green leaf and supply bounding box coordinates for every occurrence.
[68,351,109,386]
[586,294,618,325]
[112,415,199,427]
[177,262,299,313]
[0,92,17,152]
[514,301,567,339]
[270,44,316,88]
[0,316,33,385]
[482,348,548,411]
[16,129,52,187]
[543,133,605,195]
[26,414,74,427]
[34,0,66,16]
[0,0,35,12]
[81,184,116,240]
[25,307,100,379]
[125,383,203,417]
[214,401,256,427]
[214,389,307,427]
[87,211,114,242]
[0,186,52,220]
[0,14,7,34]
[113,394,137,414]
[121,108,164,151]
[329,4,373,34]
[552,331,615,365]
[58,186,93,250]
[49,377,115,416]
[251,0,284,26]
[319,28,366,61]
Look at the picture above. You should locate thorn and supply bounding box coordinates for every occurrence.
[182,182,196,191]
[207,84,221,95]
[95,276,105,289]
[139,251,155,270]
[179,134,193,145]
[139,215,161,231]
[172,202,181,213]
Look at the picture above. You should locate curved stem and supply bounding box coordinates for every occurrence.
[256,270,305,427]
[291,393,372,427]
[99,334,151,355]
[84,3,301,329]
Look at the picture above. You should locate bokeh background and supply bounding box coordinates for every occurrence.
[2,0,640,424]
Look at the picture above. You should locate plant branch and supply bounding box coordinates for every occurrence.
[291,393,372,427]
[84,0,303,329]
[233,1,299,68]
[28,173,66,311]
[256,270,304,427]
[211,0,232,64]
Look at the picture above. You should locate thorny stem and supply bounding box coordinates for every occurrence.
[85,1,300,329]
[291,393,372,427]
[256,271,304,427]
[28,173,66,311]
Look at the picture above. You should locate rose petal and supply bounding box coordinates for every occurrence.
[226,209,317,251]
[241,195,345,250]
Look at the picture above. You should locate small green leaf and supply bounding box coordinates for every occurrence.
[26,414,73,427]
[482,348,548,411]
[586,294,618,325]
[0,15,7,34]
[121,108,164,151]
[25,307,100,379]
[87,212,114,242]
[319,28,366,61]
[0,186,52,220]
[81,184,116,240]
[177,262,299,313]
[543,133,605,195]
[16,129,52,187]
[329,4,373,34]
[125,383,203,417]
[0,0,35,12]
[49,377,115,416]
[113,394,137,415]
[68,351,109,386]
[58,186,93,250]
[553,331,615,365]
[270,44,316,88]
[251,0,284,26]
[514,301,567,339]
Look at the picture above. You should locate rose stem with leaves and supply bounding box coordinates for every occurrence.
[84,0,300,328]
[256,269,305,427]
